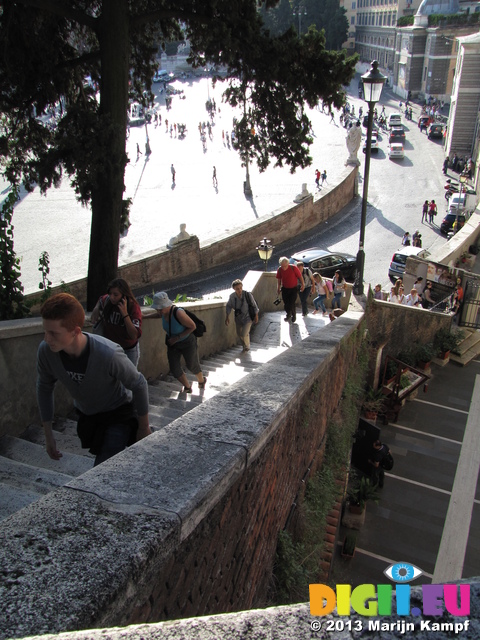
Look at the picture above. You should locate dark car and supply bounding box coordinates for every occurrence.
[440,213,466,235]
[290,248,357,281]
[389,126,405,143]
[427,123,444,139]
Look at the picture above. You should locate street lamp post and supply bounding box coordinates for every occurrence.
[455,173,467,233]
[256,237,274,271]
[293,6,307,34]
[353,60,386,296]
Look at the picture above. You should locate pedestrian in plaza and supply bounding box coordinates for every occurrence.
[152,291,207,393]
[312,273,329,315]
[315,169,320,188]
[295,260,313,316]
[276,257,304,324]
[212,166,218,188]
[136,143,142,160]
[373,284,383,300]
[413,276,424,297]
[171,163,176,185]
[443,157,449,175]
[402,231,411,246]
[321,169,327,185]
[368,440,392,488]
[413,233,422,248]
[428,200,437,223]
[412,229,420,246]
[421,200,429,223]
[165,118,168,132]
[452,281,464,322]
[225,279,259,352]
[332,270,347,310]
[91,278,142,367]
[37,293,151,466]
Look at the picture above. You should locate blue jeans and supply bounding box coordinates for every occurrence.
[332,292,342,309]
[313,294,327,312]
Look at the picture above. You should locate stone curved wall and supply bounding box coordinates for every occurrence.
[40,166,358,304]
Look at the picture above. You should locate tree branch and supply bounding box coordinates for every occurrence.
[10,0,98,31]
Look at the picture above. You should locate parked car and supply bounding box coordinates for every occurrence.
[290,248,357,281]
[418,115,433,129]
[388,246,424,283]
[388,143,404,159]
[363,132,379,153]
[427,123,444,139]
[440,213,466,235]
[389,126,405,143]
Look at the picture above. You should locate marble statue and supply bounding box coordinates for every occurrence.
[345,121,362,167]
[168,223,191,248]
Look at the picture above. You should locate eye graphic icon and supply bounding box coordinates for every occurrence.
[384,562,423,583]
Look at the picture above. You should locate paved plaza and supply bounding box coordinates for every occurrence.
[4,71,450,297]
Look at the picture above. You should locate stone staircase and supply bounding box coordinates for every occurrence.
[0,310,330,523]
[450,327,480,366]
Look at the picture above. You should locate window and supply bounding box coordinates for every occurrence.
[352,1,356,8]
[351,15,355,24]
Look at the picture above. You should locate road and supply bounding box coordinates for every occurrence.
[6,74,449,298]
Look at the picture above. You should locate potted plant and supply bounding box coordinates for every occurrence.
[362,386,384,420]
[348,476,380,514]
[384,359,399,385]
[414,343,435,370]
[342,532,357,558]
[434,328,464,359]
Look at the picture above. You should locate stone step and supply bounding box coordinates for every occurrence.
[0,434,94,477]
[449,338,480,366]
[0,310,326,522]
[453,329,480,357]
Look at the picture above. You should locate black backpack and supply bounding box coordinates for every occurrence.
[173,306,207,338]
[381,452,394,471]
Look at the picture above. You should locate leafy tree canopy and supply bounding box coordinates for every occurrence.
[259,0,349,50]
[0,0,357,308]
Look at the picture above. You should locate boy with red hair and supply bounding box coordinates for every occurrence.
[37,293,150,466]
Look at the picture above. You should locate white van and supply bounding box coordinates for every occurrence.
[388,112,402,128]
[388,246,423,283]
[448,191,476,214]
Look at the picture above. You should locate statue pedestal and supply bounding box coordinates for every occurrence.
[346,154,361,167]
[294,183,311,203]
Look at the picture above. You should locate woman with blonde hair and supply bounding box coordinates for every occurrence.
[311,273,328,315]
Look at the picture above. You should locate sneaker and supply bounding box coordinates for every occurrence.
[291,315,296,323]
[284,316,290,322]
[312,310,318,315]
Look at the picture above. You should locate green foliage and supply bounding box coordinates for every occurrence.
[38,251,53,303]
[362,386,384,413]
[428,12,480,26]
[348,476,380,509]
[399,373,411,390]
[414,342,436,364]
[0,186,30,320]
[397,16,414,26]
[342,532,357,556]
[433,328,465,354]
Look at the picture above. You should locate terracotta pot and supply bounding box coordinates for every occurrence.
[439,350,450,360]
[417,360,431,370]
[363,410,378,420]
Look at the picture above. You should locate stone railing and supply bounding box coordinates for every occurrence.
[0,272,352,438]
[0,308,365,640]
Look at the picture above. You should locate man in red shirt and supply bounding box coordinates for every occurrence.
[276,257,305,323]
